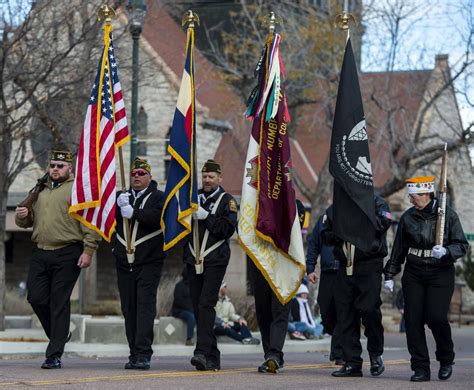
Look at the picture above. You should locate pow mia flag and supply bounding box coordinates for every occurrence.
[329,38,378,253]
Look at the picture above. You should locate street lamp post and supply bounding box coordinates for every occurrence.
[126,0,147,165]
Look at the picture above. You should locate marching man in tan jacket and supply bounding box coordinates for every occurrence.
[15,150,101,369]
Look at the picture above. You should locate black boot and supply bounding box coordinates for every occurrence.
[331,364,363,377]
[410,370,430,382]
[438,363,453,381]
[134,357,151,370]
[190,354,207,371]
[369,355,385,376]
[124,355,137,369]
[41,357,62,369]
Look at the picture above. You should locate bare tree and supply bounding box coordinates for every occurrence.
[0,0,110,329]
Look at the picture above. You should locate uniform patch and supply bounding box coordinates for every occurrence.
[229,199,238,212]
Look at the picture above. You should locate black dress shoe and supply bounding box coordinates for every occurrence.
[190,354,207,371]
[205,362,221,371]
[370,355,385,376]
[331,364,363,377]
[134,358,151,370]
[410,371,430,382]
[41,357,62,369]
[438,364,453,380]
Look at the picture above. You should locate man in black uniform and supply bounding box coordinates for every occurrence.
[306,211,343,365]
[323,195,392,378]
[184,159,238,371]
[114,157,165,370]
[15,150,101,369]
[250,200,307,374]
[384,176,468,382]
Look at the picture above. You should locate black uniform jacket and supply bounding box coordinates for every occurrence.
[183,186,238,266]
[113,180,165,268]
[384,199,468,278]
[321,195,392,266]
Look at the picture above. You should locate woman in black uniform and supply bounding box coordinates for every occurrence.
[384,176,468,382]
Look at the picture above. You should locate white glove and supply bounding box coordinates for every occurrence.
[432,245,447,259]
[121,205,134,219]
[193,206,209,220]
[384,280,394,292]
[117,193,130,207]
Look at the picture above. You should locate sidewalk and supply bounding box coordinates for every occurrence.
[0,328,332,359]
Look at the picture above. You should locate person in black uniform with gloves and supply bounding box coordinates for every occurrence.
[184,159,238,372]
[306,210,343,365]
[322,195,392,378]
[383,176,468,382]
[114,157,165,370]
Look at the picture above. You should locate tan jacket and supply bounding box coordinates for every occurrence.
[215,295,241,326]
[15,175,101,255]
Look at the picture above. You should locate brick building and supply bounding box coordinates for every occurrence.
[5,3,472,309]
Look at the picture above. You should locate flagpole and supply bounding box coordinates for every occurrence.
[263,11,282,34]
[182,10,202,270]
[334,6,357,274]
[98,5,133,256]
[335,7,356,41]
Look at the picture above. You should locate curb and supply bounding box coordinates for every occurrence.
[0,338,332,359]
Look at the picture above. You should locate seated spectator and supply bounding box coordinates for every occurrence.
[288,284,324,340]
[172,268,196,346]
[287,324,306,340]
[214,282,260,345]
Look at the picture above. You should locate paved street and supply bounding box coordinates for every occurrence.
[1,327,473,389]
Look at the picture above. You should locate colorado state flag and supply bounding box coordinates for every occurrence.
[161,28,198,250]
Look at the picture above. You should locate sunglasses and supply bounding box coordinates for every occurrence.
[50,163,66,169]
[408,193,427,199]
[131,170,148,177]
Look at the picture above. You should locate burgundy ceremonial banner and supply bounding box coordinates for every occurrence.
[255,97,295,252]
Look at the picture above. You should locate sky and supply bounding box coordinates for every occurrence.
[361,0,473,129]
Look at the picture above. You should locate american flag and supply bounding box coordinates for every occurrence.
[69,25,129,241]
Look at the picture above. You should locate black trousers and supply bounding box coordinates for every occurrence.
[334,262,384,367]
[117,261,163,360]
[317,270,343,360]
[402,263,455,374]
[27,243,82,359]
[187,263,227,366]
[248,259,290,365]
